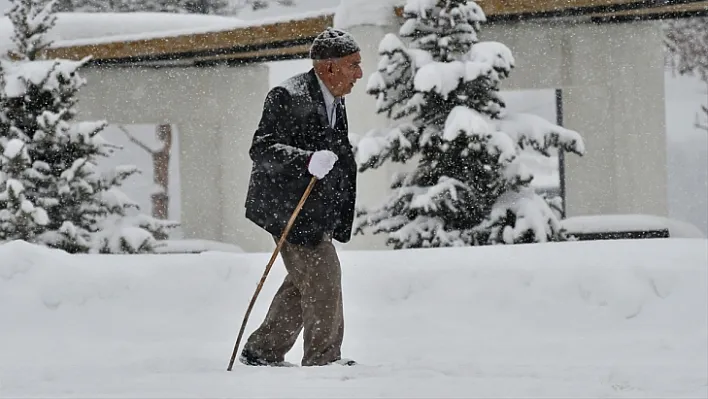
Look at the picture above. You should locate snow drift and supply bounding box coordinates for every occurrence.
[0,238,706,398]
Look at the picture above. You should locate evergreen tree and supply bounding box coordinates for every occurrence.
[53,0,102,12]
[0,0,178,253]
[665,17,708,82]
[0,0,53,242]
[5,0,56,60]
[354,0,585,249]
[182,0,231,14]
[243,0,294,11]
[665,17,708,132]
[53,0,290,15]
[53,0,232,14]
[53,0,72,12]
[0,141,49,242]
[0,78,49,242]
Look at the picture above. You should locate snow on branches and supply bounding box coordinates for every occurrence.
[664,17,708,132]
[354,0,585,249]
[0,0,177,253]
[4,0,57,61]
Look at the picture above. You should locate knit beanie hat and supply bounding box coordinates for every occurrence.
[309,27,360,60]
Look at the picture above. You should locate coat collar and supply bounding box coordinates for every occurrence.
[307,68,347,129]
[315,73,336,111]
[306,68,330,129]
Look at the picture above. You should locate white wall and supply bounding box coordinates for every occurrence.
[72,19,681,253]
[75,64,275,253]
[326,19,669,250]
[96,123,183,237]
[268,61,708,238]
[477,20,669,218]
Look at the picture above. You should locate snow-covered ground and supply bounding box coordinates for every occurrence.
[0,238,706,398]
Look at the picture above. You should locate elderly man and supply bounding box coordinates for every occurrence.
[240,27,363,367]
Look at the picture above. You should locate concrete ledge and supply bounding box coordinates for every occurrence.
[562,214,706,241]
[567,229,670,241]
[153,239,244,254]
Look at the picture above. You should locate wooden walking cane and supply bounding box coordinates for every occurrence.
[227,176,318,371]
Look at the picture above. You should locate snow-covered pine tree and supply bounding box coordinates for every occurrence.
[354,0,585,249]
[243,0,294,11]
[53,0,108,12]
[0,0,177,253]
[4,0,56,61]
[182,0,231,14]
[53,0,231,14]
[0,139,50,242]
[0,68,49,241]
[664,17,708,132]
[665,17,708,82]
[0,0,53,243]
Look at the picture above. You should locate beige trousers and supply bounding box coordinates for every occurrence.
[243,234,344,366]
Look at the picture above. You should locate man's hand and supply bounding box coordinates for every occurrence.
[308,150,338,179]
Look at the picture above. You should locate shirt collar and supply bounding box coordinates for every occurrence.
[315,73,337,106]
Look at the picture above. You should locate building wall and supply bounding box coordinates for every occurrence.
[74,64,276,253]
[340,19,669,251]
[73,18,669,253]
[482,20,668,219]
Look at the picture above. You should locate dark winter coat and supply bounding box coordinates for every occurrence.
[244,68,358,248]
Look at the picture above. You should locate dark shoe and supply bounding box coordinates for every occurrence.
[239,349,295,367]
[330,357,356,366]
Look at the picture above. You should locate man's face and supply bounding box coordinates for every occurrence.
[328,52,363,97]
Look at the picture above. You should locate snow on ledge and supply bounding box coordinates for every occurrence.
[153,239,244,254]
[562,214,705,239]
[0,9,336,53]
[0,238,245,254]
[0,12,237,53]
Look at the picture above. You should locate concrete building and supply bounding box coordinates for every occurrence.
[38,0,708,252]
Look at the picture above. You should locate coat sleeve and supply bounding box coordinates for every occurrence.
[249,87,313,175]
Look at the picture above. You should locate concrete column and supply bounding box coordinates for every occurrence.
[177,119,223,242]
[75,66,227,241]
[562,21,668,217]
[176,63,271,252]
[215,64,273,253]
[164,66,234,244]
[76,64,273,249]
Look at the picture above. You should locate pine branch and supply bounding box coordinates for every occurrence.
[355,0,583,249]
[664,17,708,82]
[0,32,177,252]
[6,0,58,61]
